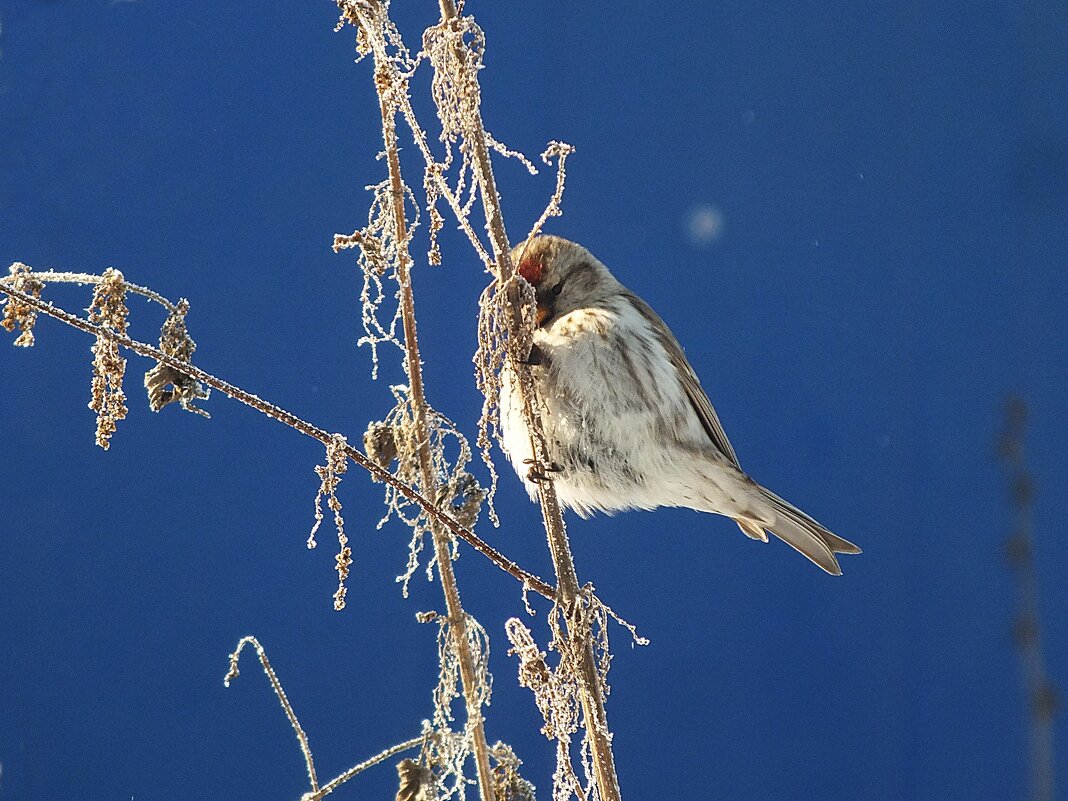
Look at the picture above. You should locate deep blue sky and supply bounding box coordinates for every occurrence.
[1,1,1065,800]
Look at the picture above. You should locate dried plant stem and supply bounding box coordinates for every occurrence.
[313,736,424,800]
[17,270,183,312]
[225,636,320,793]
[225,635,422,801]
[0,280,555,601]
[434,2,622,798]
[373,77,497,801]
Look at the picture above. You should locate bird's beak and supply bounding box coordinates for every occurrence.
[535,302,551,327]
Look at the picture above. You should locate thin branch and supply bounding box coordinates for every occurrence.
[1,279,556,601]
[432,2,624,798]
[313,736,424,800]
[225,635,319,794]
[223,635,423,801]
[524,141,575,245]
[353,10,498,796]
[10,270,183,313]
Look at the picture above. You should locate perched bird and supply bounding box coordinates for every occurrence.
[499,235,860,574]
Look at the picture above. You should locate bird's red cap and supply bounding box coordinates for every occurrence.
[518,256,544,286]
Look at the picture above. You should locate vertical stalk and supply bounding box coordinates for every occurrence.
[369,61,498,801]
[434,3,623,799]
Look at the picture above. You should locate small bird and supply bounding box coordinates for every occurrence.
[499,235,860,574]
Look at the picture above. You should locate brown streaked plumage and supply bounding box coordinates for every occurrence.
[500,235,861,574]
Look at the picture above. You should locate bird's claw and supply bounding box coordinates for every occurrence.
[523,343,548,367]
[523,458,562,483]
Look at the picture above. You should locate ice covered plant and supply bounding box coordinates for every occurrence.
[1,262,43,347]
[86,268,130,449]
[144,298,210,417]
[308,434,353,610]
[336,1,626,797]
[1,1,640,799]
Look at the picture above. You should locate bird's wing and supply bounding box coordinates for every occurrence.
[624,291,743,469]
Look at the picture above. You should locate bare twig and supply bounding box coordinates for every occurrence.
[225,635,320,794]
[0,279,556,601]
[524,141,575,245]
[350,12,499,795]
[314,736,424,800]
[9,269,183,312]
[223,635,423,801]
[430,2,624,798]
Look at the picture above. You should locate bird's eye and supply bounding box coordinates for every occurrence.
[550,281,564,297]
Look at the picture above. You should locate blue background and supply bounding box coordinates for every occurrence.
[1,1,1065,799]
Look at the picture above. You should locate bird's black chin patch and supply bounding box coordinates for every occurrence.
[535,300,556,328]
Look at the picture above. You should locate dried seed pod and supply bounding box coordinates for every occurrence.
[86,268,129,450]
[308,434,353,610]
[2,262,44,347]
[364,419,398,470]
[489,742,536,801]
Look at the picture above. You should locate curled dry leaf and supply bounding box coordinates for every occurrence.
[438,471,486,532]
[143,299,211,417]
[395,758,435,801]
[364,419,399,470]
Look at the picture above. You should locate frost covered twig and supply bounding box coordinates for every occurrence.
[0,277,556,600]
[224,635,423,801]
[524,142,575,246]
[426,2,624,798]
[225,635,320,794]
[336,9,500,794]
[315,737,424,800]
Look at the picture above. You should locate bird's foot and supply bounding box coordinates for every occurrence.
[523,458,562,483]
[523,343,549,367]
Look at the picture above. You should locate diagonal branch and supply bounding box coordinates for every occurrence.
[0,279,556,601]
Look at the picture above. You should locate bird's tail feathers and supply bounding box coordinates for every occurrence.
[737,485,861,576]
[735,518,769,542]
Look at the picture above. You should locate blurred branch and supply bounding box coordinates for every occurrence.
[998,397,1058,801]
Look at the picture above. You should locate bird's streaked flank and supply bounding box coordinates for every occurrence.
[500,235,861,574]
